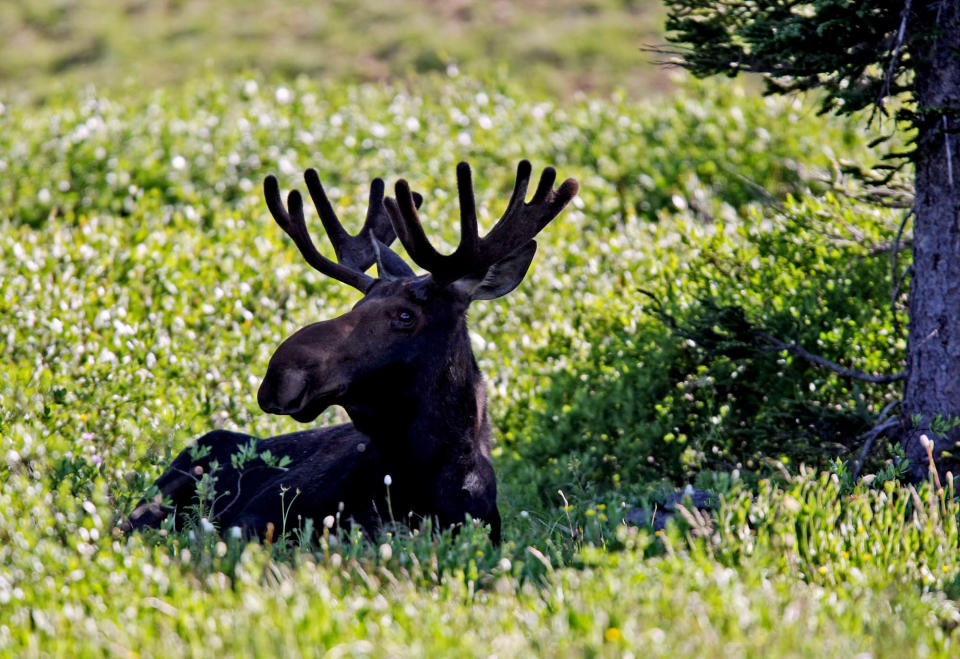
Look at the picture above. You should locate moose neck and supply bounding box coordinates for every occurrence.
[344,320,490,471]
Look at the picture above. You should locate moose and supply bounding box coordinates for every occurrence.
[125,160,578,544]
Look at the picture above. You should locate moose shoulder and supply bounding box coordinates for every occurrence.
[125,161,578,544]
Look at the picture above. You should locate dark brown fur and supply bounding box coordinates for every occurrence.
[126,161,577,544]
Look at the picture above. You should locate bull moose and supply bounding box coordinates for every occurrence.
[125,160,578,544]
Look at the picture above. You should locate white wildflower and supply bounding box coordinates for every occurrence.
[379,543,392,561]
[274,86,293,104]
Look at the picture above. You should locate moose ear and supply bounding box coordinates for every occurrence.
[453,241,538,301]
[372,237,415,280]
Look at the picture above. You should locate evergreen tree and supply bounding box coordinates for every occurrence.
[661,1,960,479]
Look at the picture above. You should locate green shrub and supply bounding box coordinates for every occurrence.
[1,74,871,230]
[498,194,906,509]
[561,83,872,222]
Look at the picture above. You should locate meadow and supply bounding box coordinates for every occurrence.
[2,2,957,657]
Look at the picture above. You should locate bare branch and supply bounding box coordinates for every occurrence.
[890,207,914,337]
[879,0,913,109]
[757,332,906,383]
[730,169,898,248]
[876,398,901,425]
[851,413,901,481]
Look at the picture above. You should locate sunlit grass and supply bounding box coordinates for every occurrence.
[1,71,948,655]
[0,0,667,103]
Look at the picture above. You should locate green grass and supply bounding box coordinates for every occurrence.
[1,0,667,103]
[1,67,953,654]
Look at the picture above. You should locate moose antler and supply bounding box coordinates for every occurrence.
[264,170,420,292]
[384,160,578,283]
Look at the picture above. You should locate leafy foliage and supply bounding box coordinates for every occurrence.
[562,83,872,222]
[0,71,950,654]
[498,193,906,509]
[662,1,910,117]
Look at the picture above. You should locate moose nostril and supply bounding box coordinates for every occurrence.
[258,392,280,414]
[257,384,281,414]
[258,369,308,414]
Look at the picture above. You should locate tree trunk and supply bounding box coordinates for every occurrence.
[901,1,960,480]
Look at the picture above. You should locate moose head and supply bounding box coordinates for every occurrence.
[257,161,578,429]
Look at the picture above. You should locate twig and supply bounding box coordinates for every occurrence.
[643,291,905,383]
[637,288,679,331]
[879,0,913,110]
[730,170,873,246]
[917,326,940,350]
[891,264,913,334]
[730,170,804,220]
[945,115,955,188]
[890,207,914,337]
[757,332,906,383]
[171,467,201,482]
[214,470,247,521]
[868,239,914,257]
[850,403,901,481]
[890,207,913,297]
[860,186,915,209]
[876,397,901,426]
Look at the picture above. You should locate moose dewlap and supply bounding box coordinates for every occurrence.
[126,161,579,544]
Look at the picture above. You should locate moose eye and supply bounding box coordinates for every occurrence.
[393,309,415,328]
